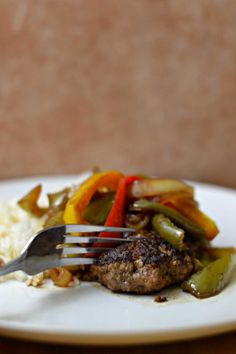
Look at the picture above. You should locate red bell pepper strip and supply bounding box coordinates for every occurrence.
[94,176,141,248]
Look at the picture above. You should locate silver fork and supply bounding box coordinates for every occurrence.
[0,225,134,276]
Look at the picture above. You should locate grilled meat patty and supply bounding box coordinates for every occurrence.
[80,232,196,294]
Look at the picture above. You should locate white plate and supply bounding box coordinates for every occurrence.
[0,174,235,346]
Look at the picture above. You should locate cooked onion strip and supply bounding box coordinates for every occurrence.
[49,267,73,287]
[129,179,193,199]
[18,184,47,217]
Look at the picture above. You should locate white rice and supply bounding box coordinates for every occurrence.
[0,201,43,281]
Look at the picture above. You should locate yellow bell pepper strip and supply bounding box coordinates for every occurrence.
[63,171,123,224]
[181,254,234,298]
[162,196,219,240]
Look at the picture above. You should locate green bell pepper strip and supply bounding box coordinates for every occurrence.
[181,254,234,298]
[82,192,114,225]
[133,199,204,238]
[197,252,213,268]
[152,214,186,251]
[194,247,236,270]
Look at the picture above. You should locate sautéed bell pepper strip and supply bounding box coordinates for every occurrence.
[94,176,141,247]
[133,199,204,239]
[160,195,219,240]
[181,254,234,298]
[82,192,115,225]
[63,171,123,225]
[152,214,186,251]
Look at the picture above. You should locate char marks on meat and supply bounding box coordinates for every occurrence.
[86,232,195,294]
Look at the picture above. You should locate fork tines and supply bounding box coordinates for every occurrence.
[61,236,131,257]
[64,224,134,234]
[57,224,135,264]
[63,235,132,244]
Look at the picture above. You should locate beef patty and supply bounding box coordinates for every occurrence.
[78,232,196,294]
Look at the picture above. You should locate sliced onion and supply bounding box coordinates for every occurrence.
[125,213,150,230]
[47,188,71,207]
[44,189,71,227]
[18,184,47,217]
[49,267,73,287]
[44,210,64,228]
[129,179,193,199]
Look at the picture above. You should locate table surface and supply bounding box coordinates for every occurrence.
[0,331,236,354]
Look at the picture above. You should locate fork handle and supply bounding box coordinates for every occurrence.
[0,255,24,277]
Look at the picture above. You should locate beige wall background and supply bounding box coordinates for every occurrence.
[0,0,235,187]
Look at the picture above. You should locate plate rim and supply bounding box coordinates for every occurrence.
[0,317,236,345]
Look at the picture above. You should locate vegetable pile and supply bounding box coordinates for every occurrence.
[18,170,235,298]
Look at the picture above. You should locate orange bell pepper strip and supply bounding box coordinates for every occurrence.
[63,171,123,224]
[160,194,219,240]
[175,201,219,240]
